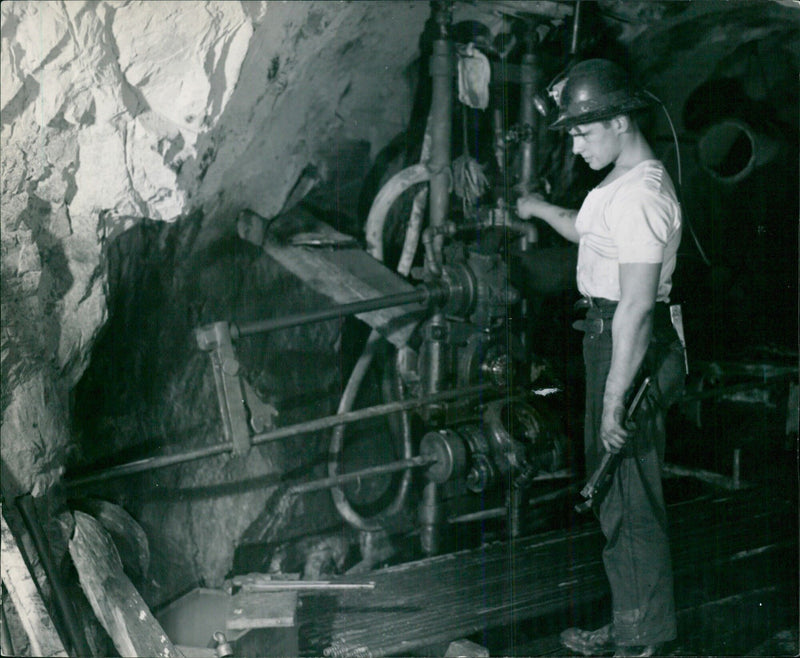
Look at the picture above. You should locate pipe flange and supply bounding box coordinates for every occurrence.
[466,453,495,493]
[420,430,467,484]
[438,263,477,318]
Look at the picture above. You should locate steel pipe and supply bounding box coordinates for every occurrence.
[428,37,454,263]
[697,118,780,184]
[65,384,494,489]
[291,455,434,496]
[518,52,541,198]
[231,287,432,339]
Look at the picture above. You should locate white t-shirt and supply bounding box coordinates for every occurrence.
[575,160,682,303]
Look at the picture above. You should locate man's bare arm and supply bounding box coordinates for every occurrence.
[601,262,661,451]
[516,194,580,243]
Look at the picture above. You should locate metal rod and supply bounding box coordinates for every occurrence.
[237,581,376,592]
[66,384,493,489]
[288,456,435,496]
[447,507,506,524]
[248,384,489,446]
[570,0,582,55]
[15,495,93,658]
[232,288,430,338]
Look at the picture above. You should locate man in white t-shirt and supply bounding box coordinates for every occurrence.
[517,59,685,657]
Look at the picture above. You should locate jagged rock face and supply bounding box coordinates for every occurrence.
[1,0,427,593]
[1,0,425,496]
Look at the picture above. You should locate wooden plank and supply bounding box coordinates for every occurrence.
[0,504,68,658]
[239,208,425,348]
[68,511,181,658]
[226,590,297,630]
[260,241,425,348]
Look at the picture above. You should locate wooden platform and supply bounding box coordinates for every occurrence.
[296,488,797,657]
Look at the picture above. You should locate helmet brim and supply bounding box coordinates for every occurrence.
[549,94,653,130]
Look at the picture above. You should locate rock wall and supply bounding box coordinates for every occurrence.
[1,0,426,498]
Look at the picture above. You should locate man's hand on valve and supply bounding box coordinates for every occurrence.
[516,192,546,220]
[600,400,630,453]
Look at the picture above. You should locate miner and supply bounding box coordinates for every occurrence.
[517,58,686,657]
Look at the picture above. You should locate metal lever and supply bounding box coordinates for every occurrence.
[575,376,652,513]
[195,322,277,457]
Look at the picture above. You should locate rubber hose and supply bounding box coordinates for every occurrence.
[365,164,430,262]
[397,187,428,278]
[328,330,414,531]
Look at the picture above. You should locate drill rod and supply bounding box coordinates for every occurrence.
[287,455,435,496]
[66,384,492,489]
[232,287,434,339]
[232,577,376,591]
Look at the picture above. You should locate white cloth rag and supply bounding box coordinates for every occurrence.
[457,43,490,110]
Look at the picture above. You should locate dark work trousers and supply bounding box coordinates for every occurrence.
[582,300,685,647]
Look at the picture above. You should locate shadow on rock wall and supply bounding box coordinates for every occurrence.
[69,215,348,603]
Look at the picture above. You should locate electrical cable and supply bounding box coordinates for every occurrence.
[645,89,712,267]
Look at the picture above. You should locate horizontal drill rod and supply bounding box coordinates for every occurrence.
[232,287,434,338]
[287,455,435,496]
[66,384,492,489]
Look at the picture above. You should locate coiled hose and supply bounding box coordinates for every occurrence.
[328,330,414,531]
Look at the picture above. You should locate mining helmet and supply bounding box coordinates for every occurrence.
[549,58,653,130]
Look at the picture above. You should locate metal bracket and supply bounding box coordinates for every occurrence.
[195,322,277,456]
[242,377,278,434]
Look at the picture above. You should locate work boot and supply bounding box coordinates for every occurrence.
[613,644,662,657]
[560,623,615,656]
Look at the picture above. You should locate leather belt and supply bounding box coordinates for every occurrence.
[573,297,619,312]
[573,301,672,334]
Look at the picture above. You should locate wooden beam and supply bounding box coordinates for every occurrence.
[68,510,182,658]
[239,209,425,348]
[0,504,68,657]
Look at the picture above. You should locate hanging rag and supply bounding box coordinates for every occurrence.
[453,105,488,215]
[457,43,491,110]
